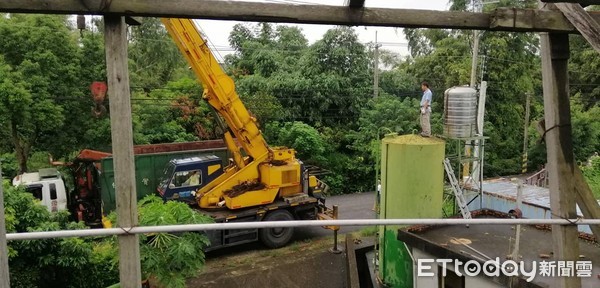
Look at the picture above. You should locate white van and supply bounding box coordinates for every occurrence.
[12,168,68,212]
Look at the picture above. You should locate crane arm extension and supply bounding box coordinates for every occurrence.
[161,18,270,162]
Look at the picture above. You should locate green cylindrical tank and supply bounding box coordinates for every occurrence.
[378,134,445,287]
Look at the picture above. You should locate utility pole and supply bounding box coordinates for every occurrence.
[522,92,531,174]
[104,16,142,288]
[472,81,487,185]
[463,0,484,182]
[373,31,381,98]
[0,163,10,288]
[469,0,483,88]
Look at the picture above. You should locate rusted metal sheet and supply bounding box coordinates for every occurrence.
[132,140,227,155]
[73,140,229,161]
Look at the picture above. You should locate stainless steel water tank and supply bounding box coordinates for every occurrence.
[444,86,477,138]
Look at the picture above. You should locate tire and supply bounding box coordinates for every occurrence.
[259,209,295,249]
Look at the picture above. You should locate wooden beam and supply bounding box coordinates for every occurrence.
[540,30,581,288]
[542,0,598,6]
[0,165,11,288]
[556,3,600,53]
[104,15,142,288]
[1,0,600,33]
[345,0,366,9]
[574,166,600,241]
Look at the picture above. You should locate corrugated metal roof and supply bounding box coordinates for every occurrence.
[482,179,553,210]
[469,178,600,234]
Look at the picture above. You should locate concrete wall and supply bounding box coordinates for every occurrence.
[411,249,504,288]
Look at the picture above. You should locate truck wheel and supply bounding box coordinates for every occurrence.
[259,210,294,249]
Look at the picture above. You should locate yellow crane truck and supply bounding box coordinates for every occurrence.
[157,18,332,250]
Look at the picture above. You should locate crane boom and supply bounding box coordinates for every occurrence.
[161,18,323,210]
[161,18,269,165]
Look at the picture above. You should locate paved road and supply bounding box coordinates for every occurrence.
[207,192,376,257]
[295,191,376,240]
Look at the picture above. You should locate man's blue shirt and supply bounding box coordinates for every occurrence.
[420,89,432,111]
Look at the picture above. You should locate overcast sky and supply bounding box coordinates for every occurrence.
[195,0,450,59]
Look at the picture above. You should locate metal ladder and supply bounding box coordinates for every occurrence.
[443,158,472,219]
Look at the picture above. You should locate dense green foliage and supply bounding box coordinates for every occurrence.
[1,9,598,192]
[4,185,119,288]
[582,156,600,199]
[4,184,212,288]
[109,196,213,288]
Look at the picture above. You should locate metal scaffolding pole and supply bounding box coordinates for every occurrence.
[5,218,600,241]
[0,164,10,288]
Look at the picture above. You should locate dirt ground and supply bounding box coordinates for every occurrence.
[186,237,348,288]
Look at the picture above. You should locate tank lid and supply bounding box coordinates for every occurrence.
[445,86,477,94]
[382,134,445,145]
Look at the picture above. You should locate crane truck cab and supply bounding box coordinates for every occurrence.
[157,155,224,204]
[12,168,68,212]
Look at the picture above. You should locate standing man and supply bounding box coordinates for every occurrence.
[420,81,432,137]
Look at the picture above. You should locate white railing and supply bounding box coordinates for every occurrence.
[525,166,549,187]
[6,218,600,241]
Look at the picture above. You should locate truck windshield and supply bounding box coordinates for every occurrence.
[159,163,176,190]
[25,184,43,200]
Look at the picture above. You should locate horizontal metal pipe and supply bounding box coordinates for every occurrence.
[6,218,600,241]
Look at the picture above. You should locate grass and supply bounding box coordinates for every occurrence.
[582,158,600,199]
[442,193,456,218]
[358,226,378,237]
[199,236,335,274]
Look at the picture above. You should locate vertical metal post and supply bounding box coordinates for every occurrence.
[373,31,381,98]
[469,0,482,88]
[104,15,142,288]
[512,181,523,260]
[465,0,484,181]
[479,138,484,209]
[0,163,11,288]
[374,132,379,212]
[510,181,523,288]
[522,92,531,173]
[472,81,487,186]
[329,205,342,254]
[469,31,480,88]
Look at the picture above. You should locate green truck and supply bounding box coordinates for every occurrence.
[66,140,229,227]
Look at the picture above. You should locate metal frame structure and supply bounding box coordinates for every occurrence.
[442,135,488,217]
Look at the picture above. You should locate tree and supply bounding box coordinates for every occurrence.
[569,97,600,161]
[227,24,371,129]
[568,10,600,110]
[75,28,112,151]
[129,18,188,92]
[379,68,418,98]
[582,156,600,199]
[0,15,78,172]
[399,0,541,176]
[265,121,327,162]
[0,57,34,173]
[293,26,371,127]
[135,77,219,142]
